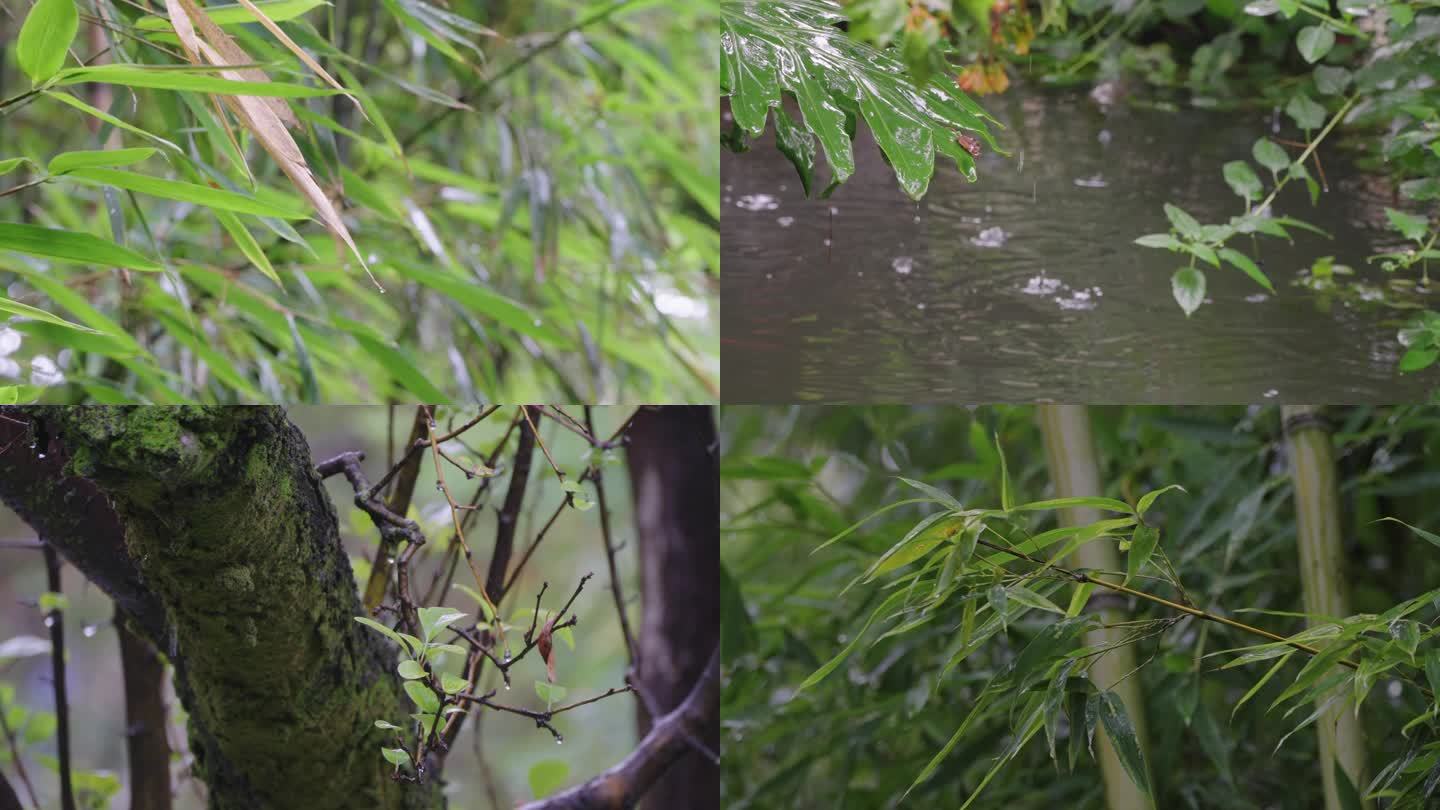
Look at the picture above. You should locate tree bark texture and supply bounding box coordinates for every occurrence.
[625,405,719,810]
[0,406,439,810]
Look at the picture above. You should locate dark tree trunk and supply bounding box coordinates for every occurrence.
[117,607,173,810]
[625,406,719,810]
[0,407,440,810]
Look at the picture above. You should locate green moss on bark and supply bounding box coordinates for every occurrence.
[44,407,441,810]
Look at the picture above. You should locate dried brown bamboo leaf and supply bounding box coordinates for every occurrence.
[232,0,368,123]
[162,0,254,183]
[173,0,296,128]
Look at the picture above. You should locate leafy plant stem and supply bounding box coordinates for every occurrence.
[1253,94,1356,217]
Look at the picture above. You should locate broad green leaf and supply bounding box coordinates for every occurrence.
[0,385,46,405]
[528,759,570,799]
[0,296,98,333]
[1172,267,1206,317]
[380,747,409,767]
[1252,138,1290,175]
[1222,161,1262,202]
[1164,204,1203,240]
[403,680,439,712]
[0,158,32,177]
[720,0,997,199]
[136,0,327,29]
[1135,233,1182,250]
[1385,208,1429,243]
[52,65,340,97]
[440,673,468,694]
[417,606,467,641]
[1097,690,1152,798]
[1124,525,1160,585]
[1296,25,1335,63]
[16,0,78,84]
[0,222,163,272]
[397,660,426,680]
[1285,92,1326,131]
[64,168,308,218]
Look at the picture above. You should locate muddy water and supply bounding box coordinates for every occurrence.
[721,89,1434,403]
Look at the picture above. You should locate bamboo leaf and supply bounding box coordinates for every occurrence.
[0,222,163,272]
[996,432,1013,511]
[52,65,340,97]
[64,168,307,218]
[795,590,905,693]
[1135,484,1186,517]
[1096,690,1152,799]
[1125,525,1160,586]
[0,296,98,333]
[16,0,78,84]
[48,147,158,175]
[136,0,328,30]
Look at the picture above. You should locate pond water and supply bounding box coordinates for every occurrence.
[722,88,1436,403]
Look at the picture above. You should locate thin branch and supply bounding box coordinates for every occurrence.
[42,545,75,810]
[0,696,38,810]
[487,408,538,604]
[425,406,502,639]
[520,406,565,484]
[362,408,429,613]
[585,406,637,666]
[516,645,719,810]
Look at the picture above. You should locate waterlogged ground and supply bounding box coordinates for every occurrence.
[722,88,1435,403]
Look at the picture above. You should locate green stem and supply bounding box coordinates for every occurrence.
[1253,94,1357,217]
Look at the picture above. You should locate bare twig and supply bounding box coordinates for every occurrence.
[585,406,637,666]
[42,545,75,810]
[515,645,719,810]
[487,408,539,603]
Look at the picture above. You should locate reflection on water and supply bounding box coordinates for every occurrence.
[721,89,1436,403]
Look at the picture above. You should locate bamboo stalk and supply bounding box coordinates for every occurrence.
[1037,404,1151,810]
[1283,406,1372,810]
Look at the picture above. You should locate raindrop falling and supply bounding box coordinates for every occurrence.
[82,624,97,638]
[43,616,55,628]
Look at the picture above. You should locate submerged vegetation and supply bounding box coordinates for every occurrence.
[723,404,1440,809]
[1,0,718,403]
[722,0,1437,366]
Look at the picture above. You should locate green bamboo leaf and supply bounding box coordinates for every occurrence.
[0,222,163,272]
[795,590,906,692]
[811,498,933,554]
[0,158,33,177]
[213,209,282,286]
[1375,517,1440,550]
[996,432,1013,511]
[860,513,966,584]
[16,0,78,84]
[1010,496,1135,514]
[136,0,327,29]
[64,168,308,218]
[1135,484,1186,518]
[385,264,571,348]
[48,148,158,175]
[43,91,182,152]
[0,296,96,333]
[52,65,340,97]
[333,317,450,403]
[1096,690,1152,798]
[1124,525,1160,585]
[896,477,965,510]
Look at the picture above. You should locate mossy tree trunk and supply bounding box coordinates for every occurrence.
[0,406,440,810]
[1036,404,1152,810]
[1283,405,1372,810]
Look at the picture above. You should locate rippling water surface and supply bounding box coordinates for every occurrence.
[722,89,1434,403]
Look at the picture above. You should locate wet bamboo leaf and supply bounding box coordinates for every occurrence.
[1124,525,1160,585]
[47,148,158,175]
[795,590,906,692]
[52,65,340,97]
[64,168,308,218]
[1097,690,1152,798]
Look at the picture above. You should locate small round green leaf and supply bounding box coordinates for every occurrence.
[380,747,410,767]
[1171,267,1207,317]
[441,673,469,694]
[403,680,440,712]
[1296,26,1335,64]
[397,660,426,680]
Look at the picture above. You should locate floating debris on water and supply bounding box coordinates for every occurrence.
[971,227,1008,248]
[777,216,794,228]
[892,256,914,274]
[735,194,780,211]
[1073,175,1108,188]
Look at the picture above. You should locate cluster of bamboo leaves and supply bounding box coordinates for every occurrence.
[0,0,717,403]
[721,405,1440,809]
